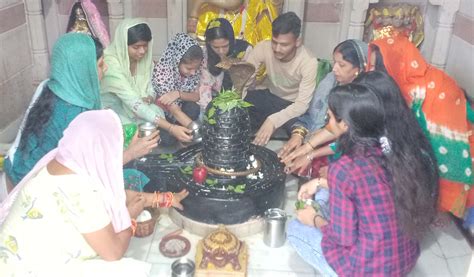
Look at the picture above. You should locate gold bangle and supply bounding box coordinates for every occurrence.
[292,132,305,140]
[307,140,316,150]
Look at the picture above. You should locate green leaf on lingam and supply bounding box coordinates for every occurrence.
[208,106,216,118]
[234,184,246,193]
[205,179,218,186]
[179,165,193,175]
[159,153,174,163]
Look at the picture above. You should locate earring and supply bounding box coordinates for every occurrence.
[354,71,359,77]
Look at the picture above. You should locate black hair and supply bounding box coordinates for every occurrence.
[127,23,152,45]
[205,18,235,76]
[180,45,203,65]
[333,40,363,70]
[370,45,388,73]
[328,84,386,150]
[18,38,104,152]
[272,11,301,38]
[353,71,439,239]
[92,36,104,60]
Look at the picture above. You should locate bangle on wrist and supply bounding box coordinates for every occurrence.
[168,124,174,134]
[313,214,323,227]
[131,219,137,236]
[306,140,316,150]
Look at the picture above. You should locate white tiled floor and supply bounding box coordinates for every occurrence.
[125,140,474,276]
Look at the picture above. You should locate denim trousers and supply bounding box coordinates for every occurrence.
[287,188,337,276]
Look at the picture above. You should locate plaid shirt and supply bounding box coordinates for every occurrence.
[321,148,420,276]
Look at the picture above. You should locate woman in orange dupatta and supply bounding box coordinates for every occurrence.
[368,36,474,228]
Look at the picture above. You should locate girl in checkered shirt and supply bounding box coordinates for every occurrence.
[288,80,438,276]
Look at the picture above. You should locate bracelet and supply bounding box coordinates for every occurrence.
[152,191,160,208]
[159,192,174,208]
[292,130,307,138]
[131,219,138,236]
[306,140,316,150]
[313,214,324,227]
[292,132,305,141]
[152,191,174,208]
[168,124,174,134]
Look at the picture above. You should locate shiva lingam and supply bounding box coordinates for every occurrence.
[135,88,286,225]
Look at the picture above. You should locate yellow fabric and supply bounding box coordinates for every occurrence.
[194,0,279,46]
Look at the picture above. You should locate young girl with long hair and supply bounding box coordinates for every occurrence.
[288,83,438,275]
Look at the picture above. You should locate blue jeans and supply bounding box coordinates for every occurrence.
[287,189,337,276]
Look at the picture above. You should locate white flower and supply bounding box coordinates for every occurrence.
[410,60,418,68]
[439,146,448,155]
[466,168,472,177]
[438,92,445,99]
[428,81,436,89]
[463,149,469,158]
[439,164,448,173]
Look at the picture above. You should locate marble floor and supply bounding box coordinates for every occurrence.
[125,140,474,276]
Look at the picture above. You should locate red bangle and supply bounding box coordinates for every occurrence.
[159,192,173,208]
[131,219,137,236]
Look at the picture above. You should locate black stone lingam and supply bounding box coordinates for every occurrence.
[134,91,286,225]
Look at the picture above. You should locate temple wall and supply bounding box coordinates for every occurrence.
[445,0,474,98]
[0,1,33,137]
[1,0,473,142]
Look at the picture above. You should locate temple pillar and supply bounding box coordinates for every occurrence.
[25,0,49,85]
[167,0,186,39]
[429,0,461,69]
[106,0,125,39]
[346,0,375,40]
[284,0,305,23]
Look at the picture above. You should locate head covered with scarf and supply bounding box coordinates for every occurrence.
[334,39,368,74]
[369,35,473,217]
[1,110,131,232]
[152,33,202,96]
[48,32,102,110]
[101,18,154,99]
[66,0,110,46]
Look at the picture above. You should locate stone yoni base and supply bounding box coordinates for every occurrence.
[169,208,264,238]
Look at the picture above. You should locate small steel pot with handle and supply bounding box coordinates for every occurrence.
[263,208,288,248]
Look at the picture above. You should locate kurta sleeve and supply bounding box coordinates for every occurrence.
[102,58,164,123]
